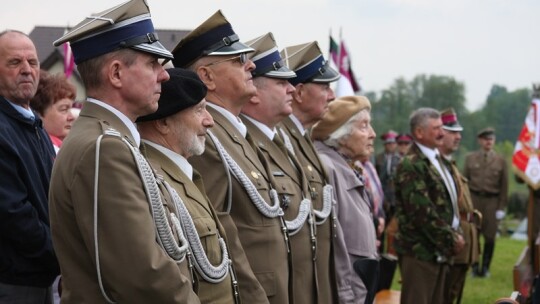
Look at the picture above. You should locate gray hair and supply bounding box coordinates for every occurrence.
[323,109,370,148]
[77,48,139,91]
[409,107,440,137]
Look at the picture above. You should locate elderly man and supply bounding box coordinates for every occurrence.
[395,108,465,304]
[137,68,238,304]
[464,127,508,277]
[0,30,59,304]
[312,96,379,304]
[48,0,200,302]
[171,11,288,304]
[439,108,480,304]
[280,41,340,303]
[241,32,318,304]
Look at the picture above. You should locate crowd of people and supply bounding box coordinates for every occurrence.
[1,0,512,303]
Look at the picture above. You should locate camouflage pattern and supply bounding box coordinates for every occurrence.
[394,143,458,261]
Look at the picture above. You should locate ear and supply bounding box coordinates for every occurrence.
[413,127,423,140]
[154,118,170,135]
[292,83,304,104]
[108,60,123,89]
[196,66,216,90]
[248,92,261,105]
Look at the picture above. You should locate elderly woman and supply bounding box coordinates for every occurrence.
[30,71,76,152]
[311,95,379,304]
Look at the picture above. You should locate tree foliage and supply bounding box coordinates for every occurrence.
[368,75,533,154]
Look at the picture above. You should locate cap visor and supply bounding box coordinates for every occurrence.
[131,41,173,60]
[265,66,297,79]
[209,41,255,55]
[442,125,463,132]
[311,65,340,83]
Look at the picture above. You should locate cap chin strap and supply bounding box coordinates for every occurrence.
[203,34,240,55]
[119,32,160,48]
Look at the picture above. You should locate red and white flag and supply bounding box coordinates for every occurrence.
[512,97,540,190]
[329,36,361,97]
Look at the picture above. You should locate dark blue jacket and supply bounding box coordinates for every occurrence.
[0,96,59,287]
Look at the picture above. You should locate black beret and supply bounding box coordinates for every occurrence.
[136,68,207,122]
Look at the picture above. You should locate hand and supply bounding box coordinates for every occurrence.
[377,218,385,237]
[495,210,506,220]
[453,234,465,255]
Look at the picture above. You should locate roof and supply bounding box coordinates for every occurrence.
[28,26,189,65]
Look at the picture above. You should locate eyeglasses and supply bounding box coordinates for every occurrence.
[204,53,248,67]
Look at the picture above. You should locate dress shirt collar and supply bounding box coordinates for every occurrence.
[142,140,193,180]
[289,114,306,136]
[7,99,35,120]
[416,141,440,162]
[242,115,275,140]
[207,102,247,138]
[86,98,140,147]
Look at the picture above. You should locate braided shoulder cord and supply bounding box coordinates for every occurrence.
[313,184,334,225]
[207,130,284,218]
[163,181,230,283]
[128,141,189,263]
[285,198,312,235]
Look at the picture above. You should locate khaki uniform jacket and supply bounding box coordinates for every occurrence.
[449,161,479,265]
[463,150,508,210]
[142,144,236,304]
[280,117,338,304]
[49,102,199,303]
[243,117,317,304]
[189,106,288,304]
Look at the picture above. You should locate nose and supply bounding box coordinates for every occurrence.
[369,125,376,138]
[327,87,336,102]
[286,82,296,94]
[158,65,170,82]
[67,109,75,121]
[203,110,214,128]
[245,59,256,72]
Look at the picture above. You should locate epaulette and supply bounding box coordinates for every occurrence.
[97,120,136,147]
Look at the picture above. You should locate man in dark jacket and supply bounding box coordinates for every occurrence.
[0,30,59,303]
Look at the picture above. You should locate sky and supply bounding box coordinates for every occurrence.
[3,0,539,111]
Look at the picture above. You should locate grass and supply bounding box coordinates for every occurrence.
[389,236,528,303]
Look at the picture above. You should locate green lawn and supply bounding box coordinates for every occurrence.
[389,237,528,303]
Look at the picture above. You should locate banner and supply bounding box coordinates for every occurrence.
[512,97,540,190]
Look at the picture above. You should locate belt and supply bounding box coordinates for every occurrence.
[470,190,498,198]
[459,211,474,223]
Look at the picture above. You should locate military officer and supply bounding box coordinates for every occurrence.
[396,133,413,157]
[137,68,239,303]
[280,41,340,304]
[170,11,288,304]
[241,33,318,304]
[439,108,480,304]
[48,0,200,302]
[463,127,508,277]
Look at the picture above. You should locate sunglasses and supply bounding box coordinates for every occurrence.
[204,53,248,67]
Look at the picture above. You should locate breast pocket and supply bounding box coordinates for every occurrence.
[193,217,221,264]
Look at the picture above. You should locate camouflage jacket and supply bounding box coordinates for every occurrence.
[394,143,458,262]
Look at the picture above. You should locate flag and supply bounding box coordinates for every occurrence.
[329,36,361,97]
[512,97,540,190]
[62,28,75,79]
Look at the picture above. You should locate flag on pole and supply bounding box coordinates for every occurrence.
[62,27,75,79]
[329,35,361,97]
[512,96,540,190]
